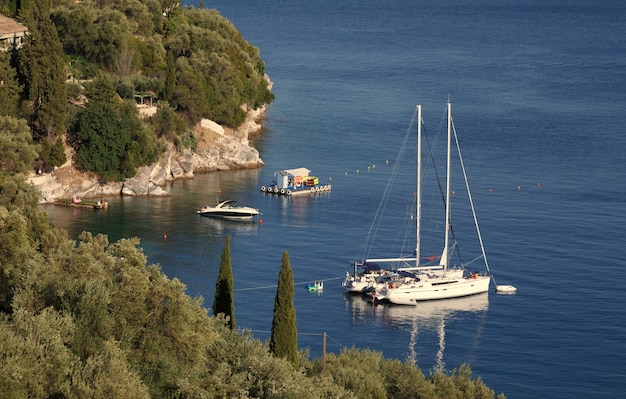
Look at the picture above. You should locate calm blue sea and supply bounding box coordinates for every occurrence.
[44,0,626,397]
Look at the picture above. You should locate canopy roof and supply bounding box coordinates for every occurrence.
[276,167,311,177]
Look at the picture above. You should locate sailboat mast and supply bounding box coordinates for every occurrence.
[416,104,422,268]
[442,100,452,272]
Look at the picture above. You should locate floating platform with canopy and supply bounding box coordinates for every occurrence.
[261,167,332,196]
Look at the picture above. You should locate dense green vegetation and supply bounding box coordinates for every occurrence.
[0,1,506,397]
[0,166,507,397]
[0,107,507,397]
[0,0,273,181]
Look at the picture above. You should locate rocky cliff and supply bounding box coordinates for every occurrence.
[29,106,266,203]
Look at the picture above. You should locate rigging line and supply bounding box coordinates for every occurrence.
[361,107,418,261]
[234,277,343,292]
[451,117,492,276]
[235,329,345,349]
[294,277,343,285]
[398,200,416,257]
[235,284,277,291]
[237,330,320,337]
[462,254,485,269]
[324,334,345,349]
[364,109,417,258]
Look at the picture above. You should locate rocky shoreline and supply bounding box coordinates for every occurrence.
[29,105,267,203]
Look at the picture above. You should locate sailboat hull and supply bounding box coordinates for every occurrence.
[380,275,490,305]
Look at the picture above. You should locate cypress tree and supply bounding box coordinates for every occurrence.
[269,250,298,367]
[212,236,236,330]
[163,50,176,102]
[16,0,66,140]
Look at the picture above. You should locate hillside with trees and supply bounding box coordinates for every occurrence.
[0,1,507,397]
[0,160,507,397]
[0,0,273,182]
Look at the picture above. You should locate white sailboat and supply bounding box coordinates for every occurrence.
[362,101,495,305]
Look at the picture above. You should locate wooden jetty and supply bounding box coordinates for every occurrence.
[54,198,108,209]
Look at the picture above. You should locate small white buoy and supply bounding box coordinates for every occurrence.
[496,285,517,293]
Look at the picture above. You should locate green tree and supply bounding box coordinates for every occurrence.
[171,56,210,125]
[71,101,160,182]
[212,235,236,330]
[84,75,118,104]
[38,137,66,170]
[153,103,178,138]
[0,308,76,398]
[0,116,39,175]
[0,205,40,314]
[163,49,175,102]
[51,5,136,71]
[269,250,298,367]
[16,0,67,140]
[0,52,21,117]
[164,7,273,127]
[70,339,150,399]
[72,101,129,181]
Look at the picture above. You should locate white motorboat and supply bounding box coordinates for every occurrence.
[197,199,260,220]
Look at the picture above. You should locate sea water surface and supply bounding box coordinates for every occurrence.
[44,0,626,397]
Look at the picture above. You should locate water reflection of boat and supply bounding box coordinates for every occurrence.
[345,292,488,370]
[380,292,489,323]
[197,216,259,234]
[386,293,489,370]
